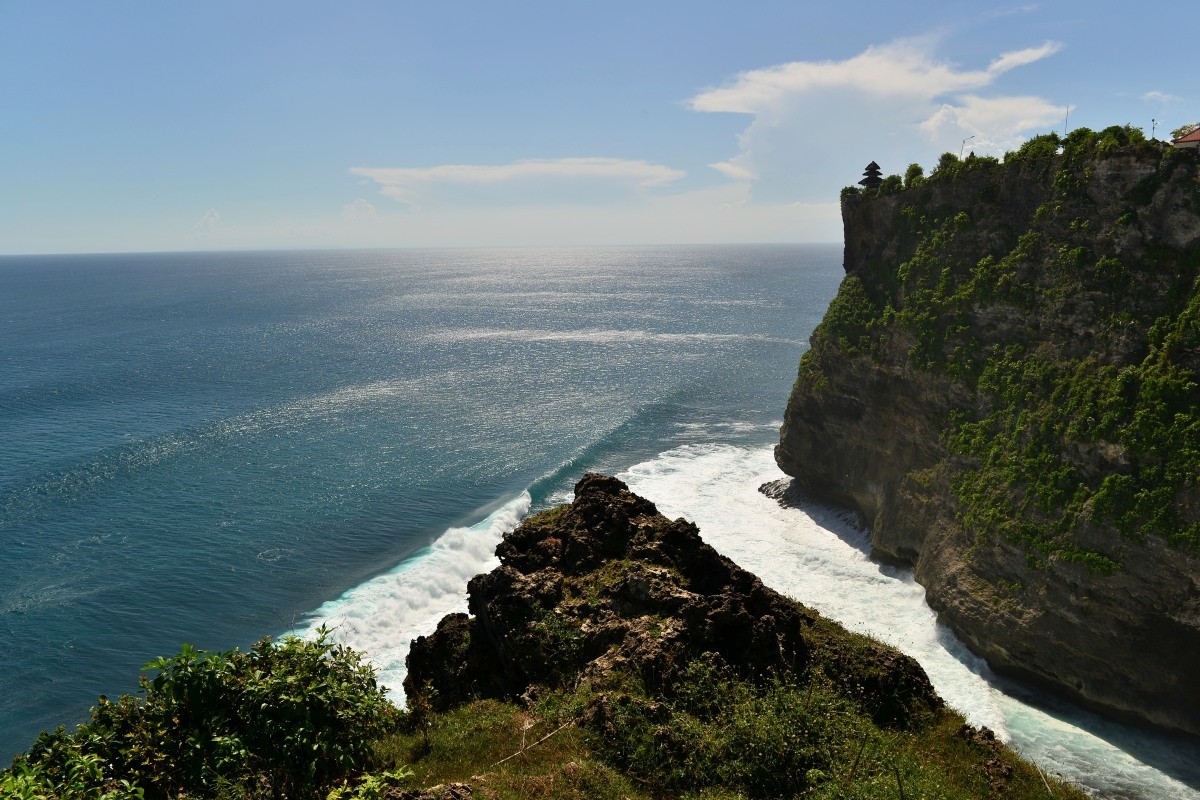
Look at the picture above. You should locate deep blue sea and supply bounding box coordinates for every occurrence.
[2,246,1197,798]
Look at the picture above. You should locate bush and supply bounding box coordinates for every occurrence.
[2,747,144,800]
[6,629,398,798]
[879,174,903,195]
[903,163,925,189]
[929,152,962,181]
[1007,132,1061,163]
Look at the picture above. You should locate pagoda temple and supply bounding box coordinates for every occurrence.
[858,161,883,189]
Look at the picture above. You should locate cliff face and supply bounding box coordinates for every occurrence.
[777,134,1200,735]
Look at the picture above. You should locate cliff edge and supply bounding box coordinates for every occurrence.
[777,129,1200,735]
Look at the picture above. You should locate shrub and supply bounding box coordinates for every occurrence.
[929,152,962,181]
[326,766,414,800]
[3,746,144,800]
[6,629,397,798]
[903,163,925,189]
[1007,132,1061,163]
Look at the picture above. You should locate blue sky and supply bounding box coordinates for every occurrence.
[2,1,1197,254]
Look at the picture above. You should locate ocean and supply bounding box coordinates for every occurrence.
[1,246,1197,798]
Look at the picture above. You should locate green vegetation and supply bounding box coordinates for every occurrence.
[816,275,879,357]
[3,593,1089,800]
[1005,132,1060,164]
[375,653,1084,800]
[1172,121,1199,140]
[3,640,1088,800]
[925,152,1001,184]
[4,631,396,799]
[903,163,925,189]
[826,128,1200,567]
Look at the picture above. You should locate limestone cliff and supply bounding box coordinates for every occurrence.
[777,129,1200,735]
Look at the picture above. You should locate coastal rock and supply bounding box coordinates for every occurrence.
[405,473,940,727]
[777,138,1200,735]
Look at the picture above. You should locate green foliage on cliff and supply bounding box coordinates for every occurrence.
[1005,132,1060,163]
[4,632,398,799]
[825,128,1200,566]
[903,163,925,189]
[817,275,879,356]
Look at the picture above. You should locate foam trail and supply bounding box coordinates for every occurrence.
[297,492,530,703]
[619,443,1199,800]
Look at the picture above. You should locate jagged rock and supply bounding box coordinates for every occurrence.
[778,143,1200,735]
[406,473,940,727]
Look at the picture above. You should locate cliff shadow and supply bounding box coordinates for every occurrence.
[989,671,1200,793]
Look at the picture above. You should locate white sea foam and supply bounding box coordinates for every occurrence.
[297,492,530,703]
[617,442,1200,800]
[293,438,1197,798]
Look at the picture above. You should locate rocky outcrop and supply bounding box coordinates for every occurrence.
[777,135,1200,735]
[406,473,941,728]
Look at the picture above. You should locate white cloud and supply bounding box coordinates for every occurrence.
[309,34,1060,249]
[689,38,1061,114]
[920,95,1064,151]
[192,209,220,236]
[709,160,756,181]
[688,36,1064,204]
[341,198,379,221]
[1142,90,1180,104]
[985,42,1061,75]
[350,157,686,204]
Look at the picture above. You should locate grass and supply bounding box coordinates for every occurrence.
[374,700,647,800]
[368,656,1087,800]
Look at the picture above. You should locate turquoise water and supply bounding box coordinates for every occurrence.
[2,246,1197,798]
[0,246,836,754]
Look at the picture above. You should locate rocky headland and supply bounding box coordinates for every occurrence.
[404,472,1085,798]
[777,128,1200,735]
[406,472,940,724]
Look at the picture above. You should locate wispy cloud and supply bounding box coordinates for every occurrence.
[192,209,220,236]
[341,198,379,221]
[709,161,756,181]
[689,38,1061,114]
[351,157,686,204]
[687,35,1064,203]
[1141,90,1180,104]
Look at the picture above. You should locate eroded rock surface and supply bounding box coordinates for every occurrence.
[406,473,940,728]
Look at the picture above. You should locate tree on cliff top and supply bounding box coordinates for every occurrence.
[1172,121,1200,140]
